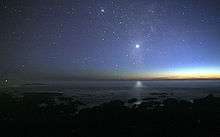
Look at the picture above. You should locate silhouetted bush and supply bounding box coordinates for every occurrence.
[0,89,220,137]
[127,98,138,103]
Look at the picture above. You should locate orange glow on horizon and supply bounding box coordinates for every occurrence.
[158,72,220,79]
[125,67,220,80]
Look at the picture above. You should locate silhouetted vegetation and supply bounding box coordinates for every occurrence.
[0,88,220,137]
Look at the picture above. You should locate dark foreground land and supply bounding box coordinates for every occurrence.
[0,88,220,137]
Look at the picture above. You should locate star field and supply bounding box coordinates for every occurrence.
[1,0,220,83]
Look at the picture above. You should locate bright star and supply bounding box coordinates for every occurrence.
[101,9,105,13]
[135,44,140,49]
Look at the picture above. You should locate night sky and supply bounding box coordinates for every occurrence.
[1,0,220,83]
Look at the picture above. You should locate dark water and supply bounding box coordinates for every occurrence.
[15,80,220,106]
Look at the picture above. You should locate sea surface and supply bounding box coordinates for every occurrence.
[13,80,220,106]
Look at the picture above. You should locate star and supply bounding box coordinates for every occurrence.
[100,8,105,13]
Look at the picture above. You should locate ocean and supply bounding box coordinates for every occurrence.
[14,80,220,106]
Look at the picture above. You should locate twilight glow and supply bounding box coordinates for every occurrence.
[124,67,220,80]
[162,67,220,79]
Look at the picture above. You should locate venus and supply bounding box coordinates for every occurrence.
[135,44,140,49]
